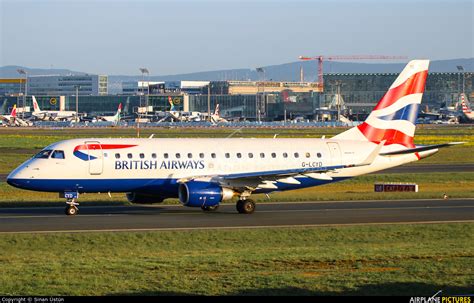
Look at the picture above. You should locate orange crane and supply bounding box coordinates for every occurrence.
[298,55,408,89]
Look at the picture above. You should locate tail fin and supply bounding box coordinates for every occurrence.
[333,60,429,148]
[32,96,41,112]
[168,96,177,111]
[214,104,220,116]
[460,94,471,113]
[117,103,122,114]
[11,104,17,118]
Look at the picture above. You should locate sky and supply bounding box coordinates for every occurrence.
[1,0,473,75]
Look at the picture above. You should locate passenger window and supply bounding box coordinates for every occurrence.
[305,152,311,158]
[188,153,193,159]
[34,150,52,159]
[294,152,299,158]
[127,153,133,159]
[237,153,242,158]
[225,153,230,158]
[248,153,254,158]
[211,153,216,158]
[152,153,157,159]
[51,150,65,159]
[164,153,169,159]
[199,153,204,158]
[260,153,265,158]
[271,153,276,158]
[176,153,181,159]
[115,153,120,159]
[283,152,288,158]
[317,153,322,158]
[139,153,145,159]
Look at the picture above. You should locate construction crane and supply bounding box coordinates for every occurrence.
[298,55,408,89]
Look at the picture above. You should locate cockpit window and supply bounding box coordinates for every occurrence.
[51,150,65,159]
[34,150,53,159]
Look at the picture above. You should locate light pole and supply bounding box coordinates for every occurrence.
[74,85,80,122]
[207,83,211,122]
[139,67,149,109]
[457,65,465,96]
[17,69,27,119]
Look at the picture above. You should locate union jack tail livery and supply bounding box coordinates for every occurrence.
[334,60,429,149]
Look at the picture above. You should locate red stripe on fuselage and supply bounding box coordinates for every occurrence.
[357,122,415,148]
[74,144,137,152]
[374,70,428,111]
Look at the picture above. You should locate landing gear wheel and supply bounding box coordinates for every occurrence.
[65,197,79,216]
[201,205,219,212]
[65,205,78,216]
[236,199,255,214]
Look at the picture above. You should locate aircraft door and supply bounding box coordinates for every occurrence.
[85,141,103,175]
[327,142,342,166]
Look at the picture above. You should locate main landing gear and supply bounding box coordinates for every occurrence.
[236,199,255,214]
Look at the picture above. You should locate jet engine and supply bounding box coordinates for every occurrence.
[178,181,234,207]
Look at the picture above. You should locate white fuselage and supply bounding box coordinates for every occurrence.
[33,111,77,121]
[7,137,427,197]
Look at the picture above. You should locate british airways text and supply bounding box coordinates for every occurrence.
[115,160,205,170]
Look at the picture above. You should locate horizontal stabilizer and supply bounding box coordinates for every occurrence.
[380,142,465,156]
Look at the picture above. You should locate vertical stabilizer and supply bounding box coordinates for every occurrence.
[333,60,429,149]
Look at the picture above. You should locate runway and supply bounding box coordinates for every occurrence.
[0,199,473,233]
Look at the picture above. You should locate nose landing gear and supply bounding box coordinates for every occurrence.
[65,199,79,216]
[62,192,79,216]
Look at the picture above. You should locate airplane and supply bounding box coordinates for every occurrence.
[32,96,78,121]
[7,60,463,216]
[0,104,17,126]
[166,96,202,122]
[0,104,33,127]
[460,93,474,122]
[96,103,122,124]
[210,104,228,124]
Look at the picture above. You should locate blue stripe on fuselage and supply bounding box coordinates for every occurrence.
[7,177,350,196]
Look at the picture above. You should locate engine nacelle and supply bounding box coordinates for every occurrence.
[126,192,164,204]
[178,181,234,207]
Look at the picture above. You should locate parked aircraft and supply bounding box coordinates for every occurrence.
[460,93,474,122]
[32,96,77,121]
[210,104,228,124]
[166,96,202,122]
[0,104,33,127]
[7,60,463,216]
[97,103,122,124]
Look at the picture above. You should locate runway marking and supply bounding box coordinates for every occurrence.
[0,197,472,211]
[0,205,473,219]
[0,220,472,234]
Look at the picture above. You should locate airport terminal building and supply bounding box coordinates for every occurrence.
[1,72,472,121]
[27,74,108,96]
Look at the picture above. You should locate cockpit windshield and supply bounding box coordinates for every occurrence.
[34,150,53,159]
[51,150,65,159]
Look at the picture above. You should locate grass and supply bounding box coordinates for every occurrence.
[0,223,472,295]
